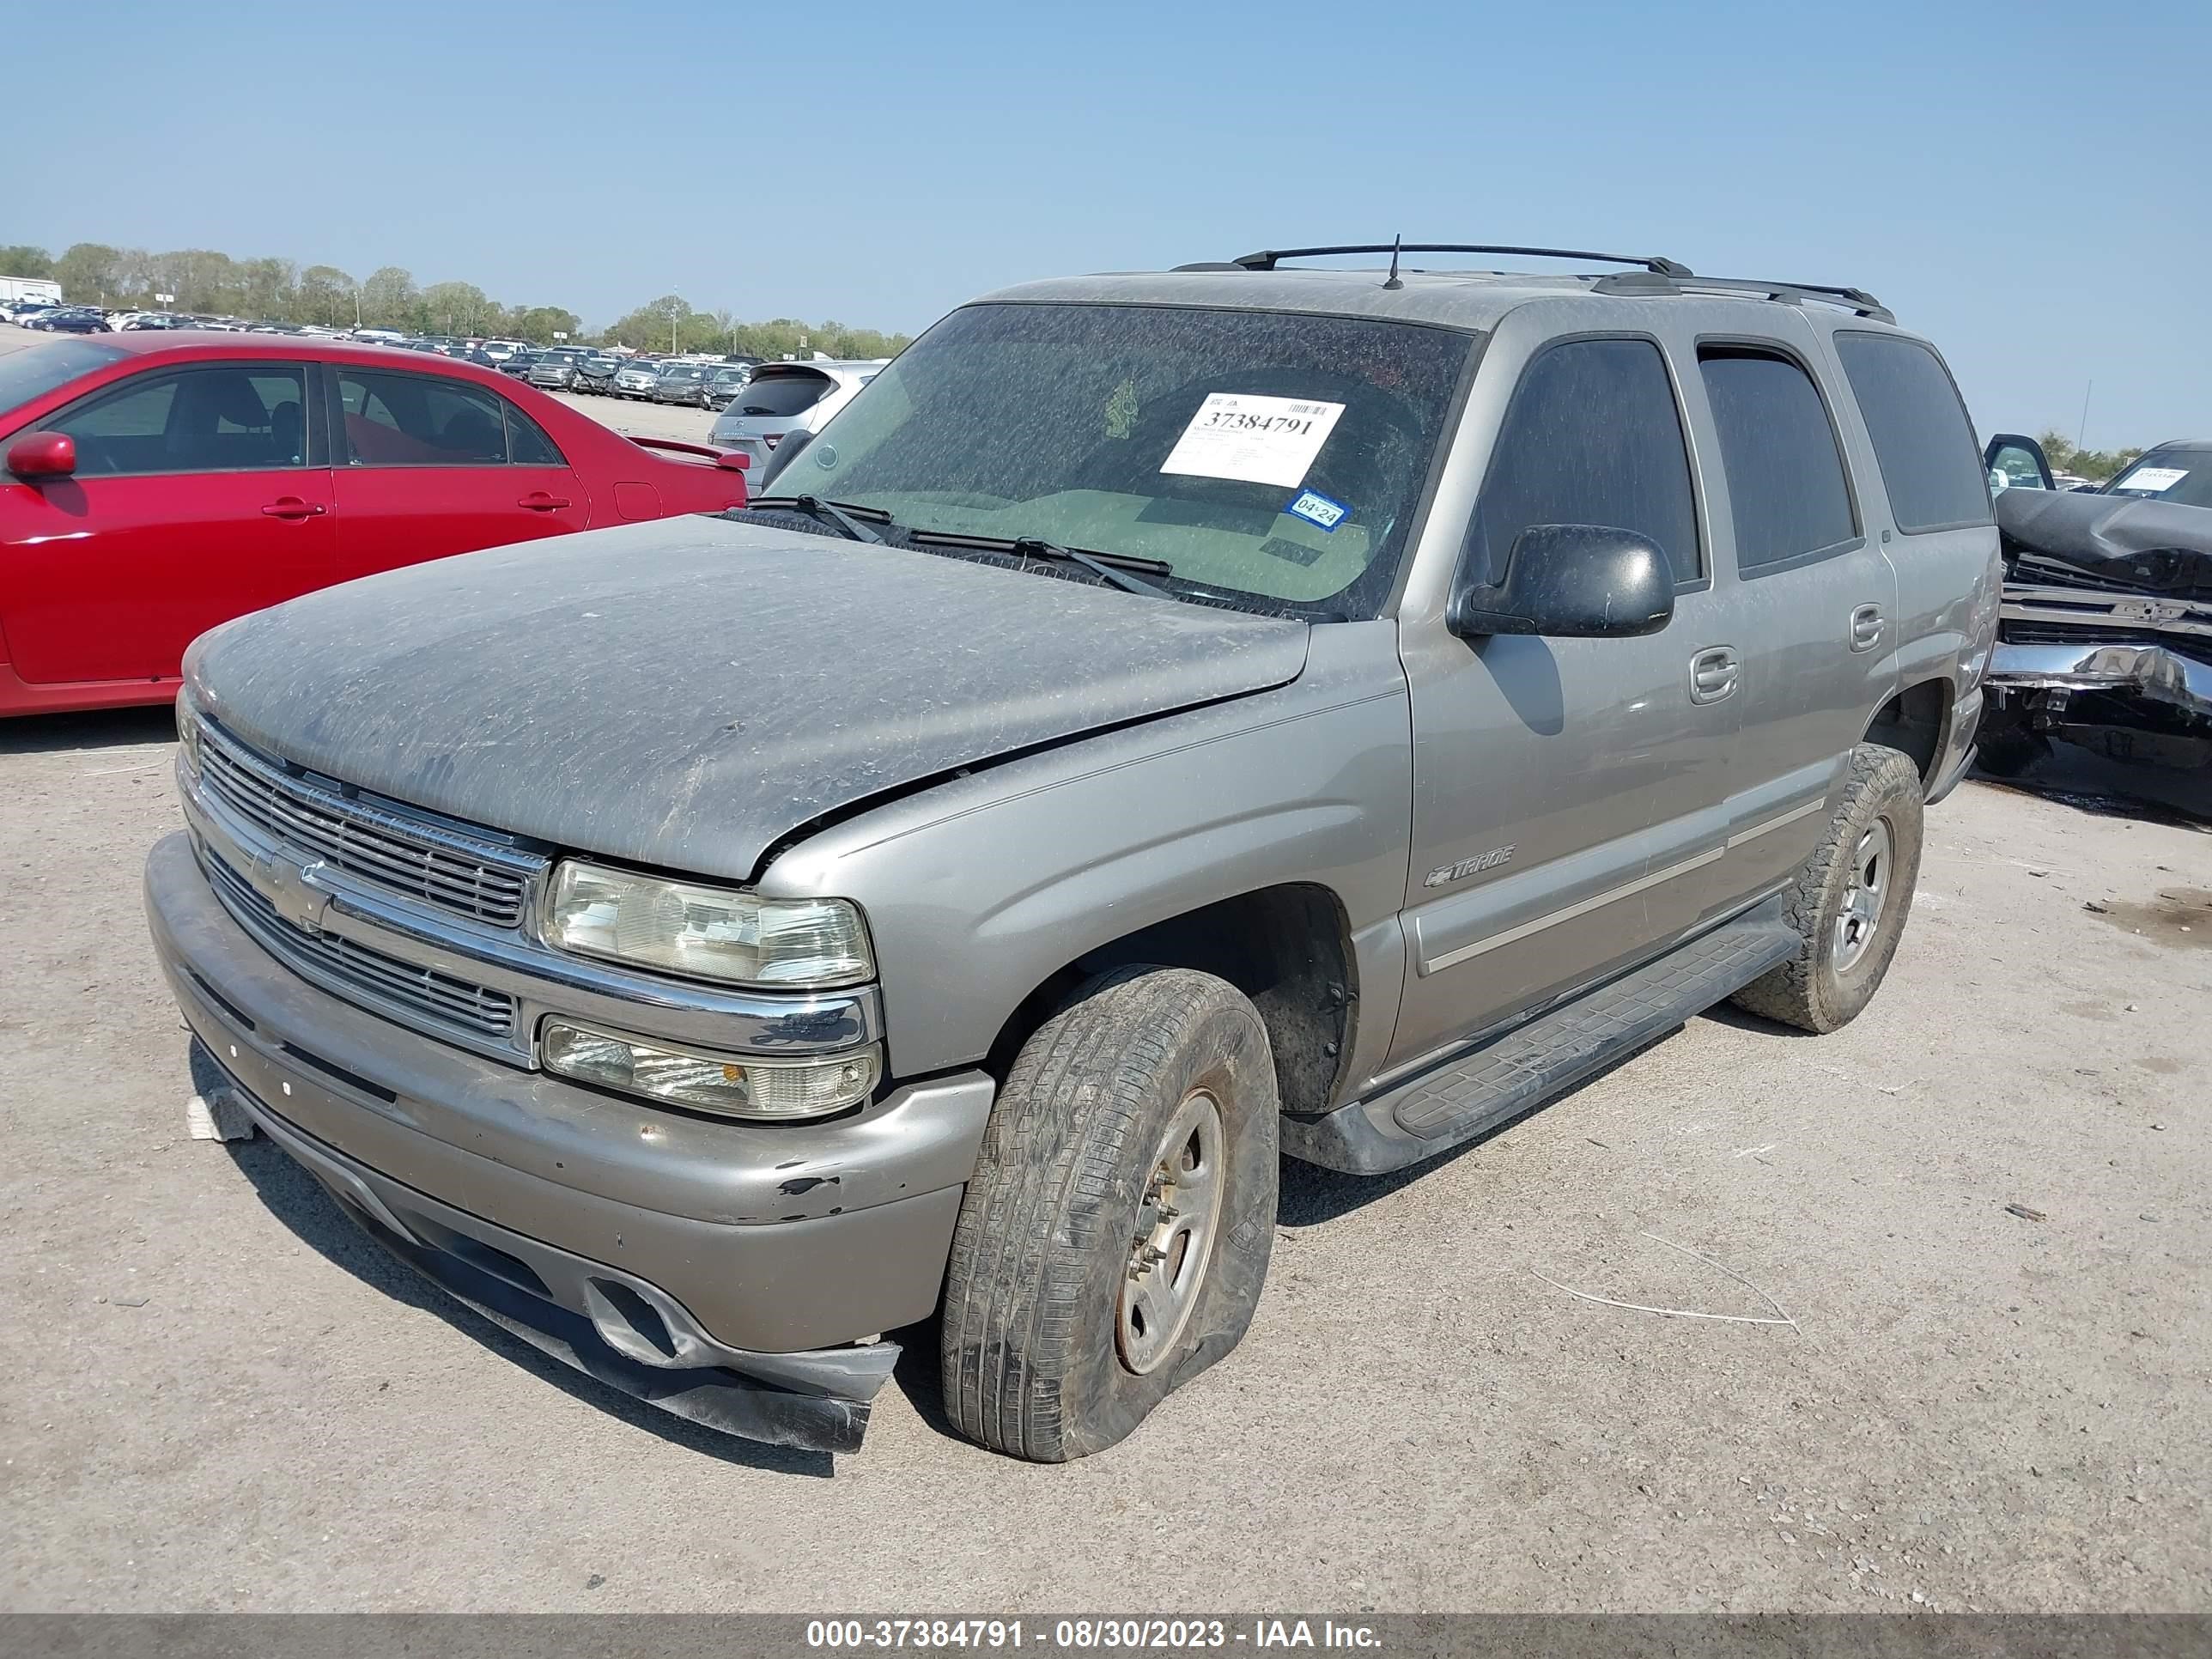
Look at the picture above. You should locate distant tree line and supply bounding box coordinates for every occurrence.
[0,240,911,357]
[598,293,911,361]
[2034,430,2142,484]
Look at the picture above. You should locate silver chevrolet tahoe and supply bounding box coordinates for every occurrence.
[145,243,2002,1462]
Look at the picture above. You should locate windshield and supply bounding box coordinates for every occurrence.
[774,302,1474,615]
[2106,448,2212,508]
[661,365,707,380]
[0,338,126,417]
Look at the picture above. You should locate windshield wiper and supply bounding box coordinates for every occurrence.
[745,495,890,544]
[908,531,1174,599]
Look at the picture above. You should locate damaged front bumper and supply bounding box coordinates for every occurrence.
[206,1051,899,1453]
[146,832,995,1455]
[1987,640,2212,722]
[1984,637,2212,769]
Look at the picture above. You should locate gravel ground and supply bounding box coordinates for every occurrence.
[1,325,2207,1614]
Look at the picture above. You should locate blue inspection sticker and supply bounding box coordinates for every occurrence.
[1285,489,1350,532]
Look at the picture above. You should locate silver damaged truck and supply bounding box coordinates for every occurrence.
[146,243,2001,1460]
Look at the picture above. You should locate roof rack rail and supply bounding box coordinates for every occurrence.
[1183,244,1695,278]
[1591,270,1893,323]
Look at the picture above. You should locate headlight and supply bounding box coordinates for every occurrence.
[542,1018,879,1120]
[544,860,873,988]
[176,693,204,777]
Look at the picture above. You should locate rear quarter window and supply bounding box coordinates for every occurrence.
[1834,333,1990,533]
[1697,347,1858,571]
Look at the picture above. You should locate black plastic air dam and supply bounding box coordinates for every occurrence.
[209,1054,899,1455]
[362,1217,880,1454]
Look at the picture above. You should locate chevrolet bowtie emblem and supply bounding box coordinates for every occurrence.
[255,851,332,934]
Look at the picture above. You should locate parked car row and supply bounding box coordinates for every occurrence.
[601,355,763,408]
[3,306,834,419]
[4,304,118,333]
[1,301,363,336]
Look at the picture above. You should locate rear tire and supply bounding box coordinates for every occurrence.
[940,967,1279,1462]
[1731,744,1923,1034]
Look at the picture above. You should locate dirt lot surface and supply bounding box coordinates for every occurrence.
[1,325,2207,1614]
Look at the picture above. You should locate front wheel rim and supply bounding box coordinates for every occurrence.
[1117,1088,1227,1376]
[1832,816,1894,975]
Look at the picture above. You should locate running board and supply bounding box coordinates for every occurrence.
[1283,900,1798,1175]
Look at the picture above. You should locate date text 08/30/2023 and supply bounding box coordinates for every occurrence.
[805,1620,1383,1650]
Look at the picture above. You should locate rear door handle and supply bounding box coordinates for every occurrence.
[518,492,572,512]
[260,497,326,520]
[1689,646,1740,705]
[1850,604,1885,652]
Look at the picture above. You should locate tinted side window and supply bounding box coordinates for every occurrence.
[50,366,307,476]
[1834,334,1990,533]
[1697,348,1856,569]
[1467,338,1700,584]
[337,369,512,466]
[505,403,565,466]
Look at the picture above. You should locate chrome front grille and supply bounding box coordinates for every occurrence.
[198,725,543,927]
[204,848,517,1041]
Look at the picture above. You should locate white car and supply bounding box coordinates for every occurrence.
[708,359,887,481]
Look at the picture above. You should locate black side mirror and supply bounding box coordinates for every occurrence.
[1449,524,1675,641]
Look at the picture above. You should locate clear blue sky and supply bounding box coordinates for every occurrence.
[15,0,2208,446]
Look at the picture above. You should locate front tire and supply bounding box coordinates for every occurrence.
[940,967,1279,1462]
[1731,744,1923,1034]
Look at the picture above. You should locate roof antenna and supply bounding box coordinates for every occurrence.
[1381,234,1404,290]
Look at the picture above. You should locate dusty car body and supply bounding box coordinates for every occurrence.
[146,246,1996,1461]
[1979,435,2212,772]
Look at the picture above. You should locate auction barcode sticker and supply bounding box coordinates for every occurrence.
[1159,392,1346,489]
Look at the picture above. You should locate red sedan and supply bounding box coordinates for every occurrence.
[0,332,749,715]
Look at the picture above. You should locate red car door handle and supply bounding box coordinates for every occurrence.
[260,497,327,520]
[518,492,572,511]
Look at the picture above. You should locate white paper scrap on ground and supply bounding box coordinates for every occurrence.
[1159,392,1346,489]
[185,1088,256,1142]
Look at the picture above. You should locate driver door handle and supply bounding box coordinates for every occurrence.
[518,491,571,512]
[260,497,326,520]
[1690,646,1740,705]
[1850,604,1885,653]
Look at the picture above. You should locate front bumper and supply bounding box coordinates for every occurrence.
[1986,639,2212,724]
[146,832,994,1450]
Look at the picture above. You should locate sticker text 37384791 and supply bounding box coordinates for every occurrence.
[1159,392,1346,489]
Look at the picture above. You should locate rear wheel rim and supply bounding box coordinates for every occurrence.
[1832,816,1893,975]
[1117,1088,1226,1376]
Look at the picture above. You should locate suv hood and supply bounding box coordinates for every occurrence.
[186,519,1311,882]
